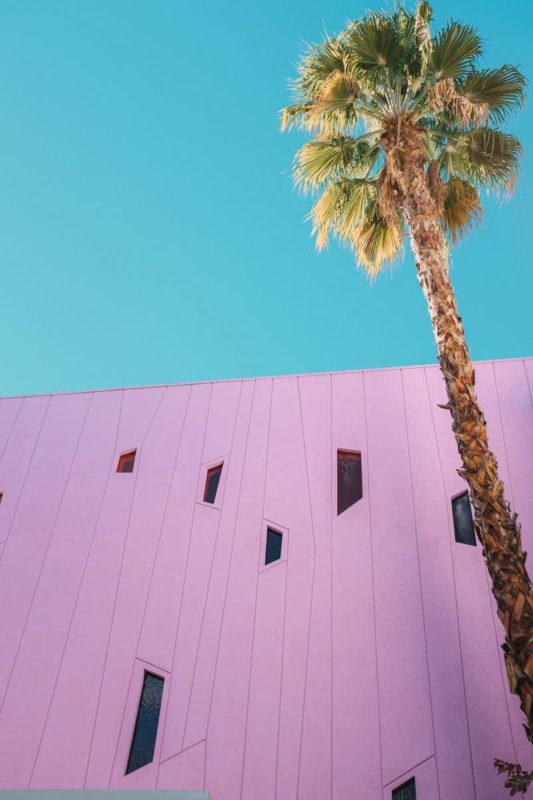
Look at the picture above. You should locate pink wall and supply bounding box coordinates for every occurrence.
[0,358,531,799]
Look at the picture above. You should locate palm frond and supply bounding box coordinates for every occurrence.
[429,22,482,79]
[334,178,379,238]
[309,182,345,250]
[280,103,314,132]
[309,178,377,251]
[458,65,527,123]
[294,136,367,191]
[443,178,482,242]
[442,128,522,191]
[345,14,402,72]
[352,202,404,276]
[294,38,347,100]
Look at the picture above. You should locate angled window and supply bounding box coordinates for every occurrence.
[117,450,136,474]
[126,671,164,775]
[392,777,416,800]
[265,527,283,565]
[452,491,476,546]
[337,450,363,515]
[204,463,223,504]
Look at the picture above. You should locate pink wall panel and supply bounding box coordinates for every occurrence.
[137,383,210,672]
[0,397,23,461]
[297,374,332,800]
[30,387,165,788]
[0,358,531,800]
[365,368,434,785]
[85,385,190,787]
[160,381,242,763]
[183,380,255,748]
[0,390,122,788]
[331,371,381,799]
[263,377,314,800]
[0,395,50,544]
[158,740,205,791]
[241,563,286,800]
[205,378,272,800]
[0,391,91,723]
[402,367,474,800]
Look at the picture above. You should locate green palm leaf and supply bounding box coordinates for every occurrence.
[443,178,482,241]
[458,66,527,123]
[345,14,402,72]
[351,202,404,275]
[295,135,380,191]
[429,22,482,79]
[443,128,522,190]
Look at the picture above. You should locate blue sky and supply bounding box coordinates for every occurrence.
[0,0,532,395]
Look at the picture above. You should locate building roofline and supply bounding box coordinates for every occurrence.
[0,355,531,401]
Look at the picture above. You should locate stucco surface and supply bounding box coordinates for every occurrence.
[0,359,531,799]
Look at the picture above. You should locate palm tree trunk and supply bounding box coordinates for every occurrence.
[384,121,533,739]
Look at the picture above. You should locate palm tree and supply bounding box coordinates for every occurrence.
[281,2,533,737]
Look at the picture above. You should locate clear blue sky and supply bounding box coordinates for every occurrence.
[0,0,531,395]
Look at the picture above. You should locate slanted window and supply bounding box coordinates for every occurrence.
[337,450,363,515]
[117,450,136,474]
[204,463,223,504]
[452,491,476,546]
[392,777,416,800]
[126,671,164,775]
[265,527,283,565]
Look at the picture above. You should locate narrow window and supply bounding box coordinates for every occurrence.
[126,671,164,775]
[204,463,223,504]
[392,777,416,800]
[0,492,3,504]
[337,450,363,515]
[117,450,136,474]
[265,527,283,565]
[452,491,476,546]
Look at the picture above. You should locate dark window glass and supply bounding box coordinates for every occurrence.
[117,450,136,474]
[452,492,476,546]
[0,492,3,504]
[337,450,363,515]
[126,671,164,775]
[265,527,283,565]
[204,463,223,504]
[392,777,416,800]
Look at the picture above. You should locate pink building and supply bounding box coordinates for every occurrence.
[0,358,532,800]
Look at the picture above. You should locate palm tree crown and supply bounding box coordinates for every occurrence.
[281,1,526,274]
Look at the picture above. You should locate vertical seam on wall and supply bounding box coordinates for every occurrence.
[107,384,192,781]
[293,376,317,800]
[2,395,52,546]
[29,389,125,786]
[0,396,24,464]
[84,387,167,788]
[180,380,245,751]
[362,371,385,794]
[423,368,478,800]
[400,370,442,800]
[0,392,93,724]
[523,360,533,408]
[155,382,214,785]
[239,378,273,800]
[203,381,256,739]
[329,374,333,800]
